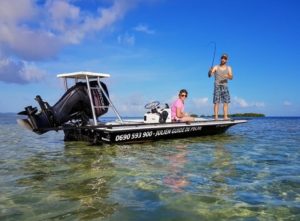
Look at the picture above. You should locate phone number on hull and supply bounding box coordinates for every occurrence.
[115,126,202,141]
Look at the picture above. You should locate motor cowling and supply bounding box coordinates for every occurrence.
[17,81,109,134]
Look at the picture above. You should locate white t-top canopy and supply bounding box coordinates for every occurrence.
[57,71,110,79]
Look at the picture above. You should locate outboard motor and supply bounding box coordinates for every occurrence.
[17,81,109,134]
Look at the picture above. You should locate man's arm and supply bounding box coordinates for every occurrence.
[226,66,233,80]
[208,66,217,78]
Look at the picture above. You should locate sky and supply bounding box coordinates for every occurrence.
[0,0,299,117]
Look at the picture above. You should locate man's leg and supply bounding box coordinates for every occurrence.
[214,103,219,120]
[223,103,229,119]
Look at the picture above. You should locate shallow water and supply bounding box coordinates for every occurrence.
[0,114,299,220]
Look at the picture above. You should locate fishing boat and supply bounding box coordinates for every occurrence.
[17,72,247,144]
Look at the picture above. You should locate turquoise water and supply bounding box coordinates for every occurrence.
[0,114,299,220]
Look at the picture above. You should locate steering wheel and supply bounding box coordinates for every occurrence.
[144,101,160,109]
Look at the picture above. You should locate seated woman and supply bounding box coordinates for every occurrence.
[171,89,195,122]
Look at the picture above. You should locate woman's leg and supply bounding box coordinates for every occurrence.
[180,116,195,122]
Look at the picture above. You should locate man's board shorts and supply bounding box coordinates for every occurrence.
[213,85,230,104]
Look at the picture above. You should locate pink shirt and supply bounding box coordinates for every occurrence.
[171,98,184,120]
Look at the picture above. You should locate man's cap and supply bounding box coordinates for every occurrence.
[221,53,228,59]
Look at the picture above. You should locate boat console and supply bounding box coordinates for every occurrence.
[143,101,171,123]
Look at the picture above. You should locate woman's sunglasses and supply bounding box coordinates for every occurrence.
[180,94,187,97]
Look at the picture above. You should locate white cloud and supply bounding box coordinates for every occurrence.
[283,101,292,106]
[117,33,135,46]
[0,0,36,24]
[53,0,137,44]
[109,93,145,116]
[253,102,265,108]
[233,97,249,107]
[192,97,209,107]
[0,0,140,84]
[0,57,46,84]
[134,24,155,34]
[0,25,62,60]
[0,0,61,60]
[47,0,81,33]
[233,96,265,108]
[20,63,46,82]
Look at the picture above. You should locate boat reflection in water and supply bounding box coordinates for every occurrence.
[163,144,189,192]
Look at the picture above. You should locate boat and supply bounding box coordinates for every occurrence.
[17,72,247,144]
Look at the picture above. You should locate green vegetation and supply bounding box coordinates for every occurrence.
[230,113,265,117]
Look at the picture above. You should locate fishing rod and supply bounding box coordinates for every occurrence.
[210,41,216,68]
[208,41,216,77]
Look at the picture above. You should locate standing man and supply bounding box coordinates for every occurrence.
[208,53,233,120]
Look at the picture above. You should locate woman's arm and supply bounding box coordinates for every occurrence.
[176,107,184,118]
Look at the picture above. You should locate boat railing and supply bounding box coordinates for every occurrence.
[94,78,123,125]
